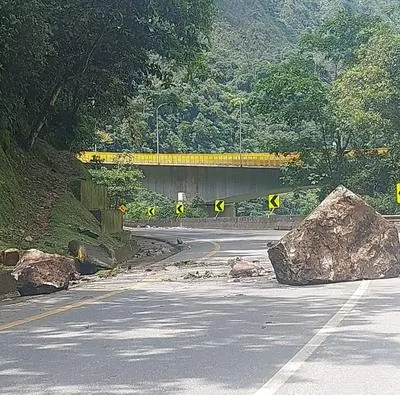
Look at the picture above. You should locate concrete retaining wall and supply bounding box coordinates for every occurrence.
[101,210,123,234]
[126,214,400,231]
[80,180,108,211]
[125,216,306,230]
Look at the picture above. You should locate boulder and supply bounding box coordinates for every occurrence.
[268,186,400,285]
[229,258,266,277]
[0,248,20,266]
[0,271,17,296]
[12,249,79,296]
[68,240,114,275]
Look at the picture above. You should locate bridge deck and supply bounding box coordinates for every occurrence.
[77,151,296,168]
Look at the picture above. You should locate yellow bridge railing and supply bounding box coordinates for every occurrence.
[77,151,298,168]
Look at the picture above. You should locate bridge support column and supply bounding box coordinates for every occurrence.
[205,203,237,218]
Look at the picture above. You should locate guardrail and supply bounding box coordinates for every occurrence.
[77,151,297,168]
[77,148,391,168]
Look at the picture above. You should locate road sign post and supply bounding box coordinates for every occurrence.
[268,194,280,210]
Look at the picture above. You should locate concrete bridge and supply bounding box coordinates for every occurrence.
[77,151,297,204]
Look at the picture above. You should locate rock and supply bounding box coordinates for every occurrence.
[0,271,17,296]
[68,240,114,275]
[68,240,88,262]
[268,186,400,285]
[176,238,183,245]
[229,257,266,277]
[12,249,78,296]
[1,249,20,266]
[24,236,33,242]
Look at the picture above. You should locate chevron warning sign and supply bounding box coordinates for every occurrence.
[268,194,280,210]
[176,203,184,215]
[397,184,400,204]
[214,200,225,213]
[147,207,156,217]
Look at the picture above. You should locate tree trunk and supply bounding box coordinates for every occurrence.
[28,85,63,149]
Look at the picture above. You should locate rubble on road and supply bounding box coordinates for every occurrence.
[184,270,216,280]
[228,257,268,278]
[173,260,204,267]
[268,186,400,285]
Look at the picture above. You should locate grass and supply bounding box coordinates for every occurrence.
[0,139,123,256]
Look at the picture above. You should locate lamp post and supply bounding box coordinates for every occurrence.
[156,103,168,164]
[231,97,244,167]
[239,100,242,167]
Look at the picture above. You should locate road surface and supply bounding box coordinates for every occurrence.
[1,227,400,394]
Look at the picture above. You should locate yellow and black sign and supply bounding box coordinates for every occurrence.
[148,207,156,217]
[268,194,280,210]
[214,199,225,213]
[176,203,185,215]
[397,184,400,204]
[119,204,128,214]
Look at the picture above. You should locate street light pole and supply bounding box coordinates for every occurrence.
[239,101,242,167]
[156,103,168,165]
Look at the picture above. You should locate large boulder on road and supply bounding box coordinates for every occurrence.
[12,249,79,296]
[268,186,400,285]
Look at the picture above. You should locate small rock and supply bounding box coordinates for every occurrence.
[176,238,183,245]
[229,258,267,278]
[24,236,33,242]
[1,249,20,266]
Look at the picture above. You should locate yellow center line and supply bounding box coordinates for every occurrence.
[0,280,157,332]
[0,238,222,332]
[201,241,221,261]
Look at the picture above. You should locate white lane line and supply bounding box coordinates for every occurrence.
[254,280,370,395]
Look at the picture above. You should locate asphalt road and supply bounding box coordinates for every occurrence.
[1,227,400,394]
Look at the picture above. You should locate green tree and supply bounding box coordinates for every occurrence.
[89,165,143,208]
[0,0,215,149]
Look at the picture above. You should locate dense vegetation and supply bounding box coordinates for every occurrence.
[117,1,400,216]
[0,0,214,151]
[2,0,400,222]
[0,1,214,249]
